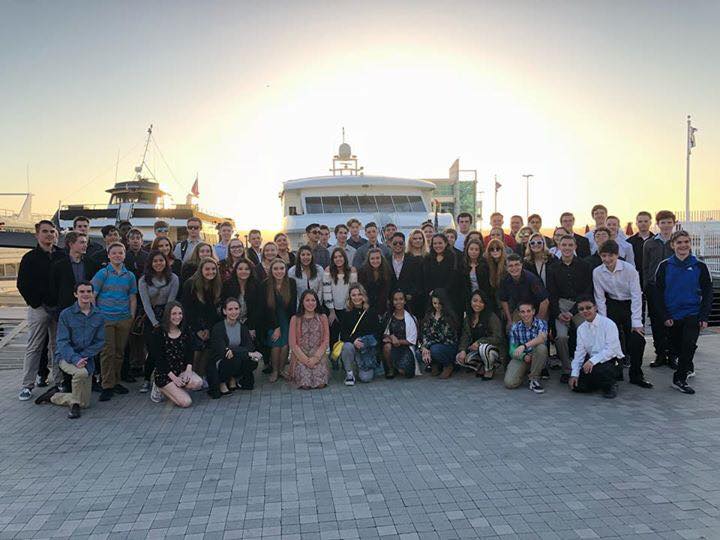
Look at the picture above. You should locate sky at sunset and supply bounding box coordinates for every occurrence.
[1,0,718,231]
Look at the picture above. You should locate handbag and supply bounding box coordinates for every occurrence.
[330,309,366,361]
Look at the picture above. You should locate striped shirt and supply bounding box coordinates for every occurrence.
[91,264,138,321]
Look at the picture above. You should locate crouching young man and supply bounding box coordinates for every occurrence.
[568,296,622,399]
[505,302,548,394]
[37,281,105,418]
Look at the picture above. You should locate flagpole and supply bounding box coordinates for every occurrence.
[685,115,691,222]
[493,175,498,213]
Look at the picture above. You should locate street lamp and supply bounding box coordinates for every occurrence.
[522,174,534,217]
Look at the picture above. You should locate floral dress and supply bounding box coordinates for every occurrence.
[155,333,191,388]
[289,315,329,388]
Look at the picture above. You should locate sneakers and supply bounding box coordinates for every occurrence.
[150,383,164,403]
[18,388,32,401]
[56,384,67,393]
[35,374,48,387]
[672,380,695,394]
[344,371,356,386]
[200,378,209,390]
[687,371,696,379]
[622,357,631,368]
[139,381,152,393]
[529,379,545,394]
[68,404,81,419]
[540,368,550,380]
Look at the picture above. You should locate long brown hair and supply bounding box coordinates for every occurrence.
[359,247,391,285]
[266,258,291,310]
[187,242,217,268]
[189,258,222,304]
[484,239,507,289]
[329,247,351,284]
[224,238,246,268]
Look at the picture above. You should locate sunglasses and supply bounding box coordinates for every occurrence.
[489,247,502,252]
[392,241,404,246]
[187,225,199,230]
[155,227,169,233]
[530,240,545,246]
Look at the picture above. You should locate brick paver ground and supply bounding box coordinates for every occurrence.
[1,335,719,539]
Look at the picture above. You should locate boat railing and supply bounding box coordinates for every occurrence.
[679,220,720,279]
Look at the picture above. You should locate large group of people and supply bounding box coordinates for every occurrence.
[15,206,713,419]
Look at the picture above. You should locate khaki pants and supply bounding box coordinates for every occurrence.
[504,343,548,388]
[100,317,133,389]
[555,299,586,374]
[51,361,91,408]
[22,306,59,388]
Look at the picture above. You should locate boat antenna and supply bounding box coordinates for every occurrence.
[135,124,154,178]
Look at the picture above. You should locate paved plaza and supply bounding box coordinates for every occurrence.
[1,336,720,540]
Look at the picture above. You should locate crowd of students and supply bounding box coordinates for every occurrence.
[15,206,713,419]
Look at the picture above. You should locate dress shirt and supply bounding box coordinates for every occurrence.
[509,318,548,353]
[571,313,624,377]
[616,238,635,266]
[454,232,466,251]
[592,260,642,327]
[391,255,404,279]
[586,228,627,254]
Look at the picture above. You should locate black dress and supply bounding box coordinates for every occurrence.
[153,331,193,387]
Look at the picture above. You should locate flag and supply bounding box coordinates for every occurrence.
[495,181,502,191]
[689,126,697,152]
[190,175,200,197]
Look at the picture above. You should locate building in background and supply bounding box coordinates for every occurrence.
[423,158,481,224]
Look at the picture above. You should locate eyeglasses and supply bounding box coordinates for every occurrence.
[577,305,594,312]
[529,240,544,246]
[311,230,320,235]
[230,246,243,250]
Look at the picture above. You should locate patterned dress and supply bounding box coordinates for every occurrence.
[289,315,330,388]
[155,333,191,388]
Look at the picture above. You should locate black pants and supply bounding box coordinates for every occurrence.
[606,298,646,382]
[207,351,258,391]
[143,318,157,381]
[329,309,346,346]
[669,316,700,383]
[645,284,669,358]
[573,359,618,393]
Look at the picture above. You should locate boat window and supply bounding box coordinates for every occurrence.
[375,196,395,212]
[321,196,342,214]
[391,196,412,212]
[340,196,360,213]
[305,197,323,214]
[408,196,426,212]
[358,195,377,212]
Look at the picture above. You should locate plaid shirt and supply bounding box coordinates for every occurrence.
[510,318,548,353]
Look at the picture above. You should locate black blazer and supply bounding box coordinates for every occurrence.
[246,249,262,267]
[261,278,297,330]
[221,278,262,331]
[390,255,423,304]
[573,233,591,259]
[209,320,255,362]
[459,258,494,312]
[180,280,221,334]
[49,255,100,310]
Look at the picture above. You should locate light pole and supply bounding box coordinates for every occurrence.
[522,174,534,217]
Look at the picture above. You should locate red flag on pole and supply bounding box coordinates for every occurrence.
[190,175,200,197]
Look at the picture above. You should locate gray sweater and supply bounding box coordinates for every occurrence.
[642,234,674,288]
[138,274,180,326]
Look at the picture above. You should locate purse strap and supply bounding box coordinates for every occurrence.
[350,309,367,336]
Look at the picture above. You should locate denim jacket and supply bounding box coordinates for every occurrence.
[55,302,106,375]
[356,334,378,371]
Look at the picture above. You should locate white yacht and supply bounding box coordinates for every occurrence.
[280,140,454,246]
[53,126,234,243]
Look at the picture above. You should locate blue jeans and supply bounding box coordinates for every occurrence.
[429,343,457,366]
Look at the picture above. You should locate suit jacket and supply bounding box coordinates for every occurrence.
[390,255,423,305]
[246,248,262,266]
[49,255,100,311]
[573,233,591,259]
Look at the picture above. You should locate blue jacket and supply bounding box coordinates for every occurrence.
[655,255,713,322]
[55,302,106,375]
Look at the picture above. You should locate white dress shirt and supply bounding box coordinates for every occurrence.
[616,238,635,266]
[454,232,466,251]
[392,255,404,279]
[593,259,643,327]
[587,228,627,254]
[571,313,624,377]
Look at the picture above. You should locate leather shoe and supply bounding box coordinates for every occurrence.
[99,389,113,401]
[630,378,653,389]
[603,384,618,399]
[34,387,58,404]
[68,404,81,419]
[113,384,129,394]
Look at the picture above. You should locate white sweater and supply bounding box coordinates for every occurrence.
[322,269,358,311]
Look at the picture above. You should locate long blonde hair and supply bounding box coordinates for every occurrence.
[524,232,550,264]
[265,258,291,310]
[484,239,507,289]
[346,283,370,311]
[406,229,427,257]
[189,258,222,304]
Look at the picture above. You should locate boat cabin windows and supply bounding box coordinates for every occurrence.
[109,192,159,205]
[302,194,427,214]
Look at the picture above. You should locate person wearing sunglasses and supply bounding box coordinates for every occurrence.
[568,295,622,399]
[305,223,331,269]
[153,220,170,240]
[173,217,203,263]
[388,232,423,318]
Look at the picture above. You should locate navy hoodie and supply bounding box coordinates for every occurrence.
[655,255,712,321]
